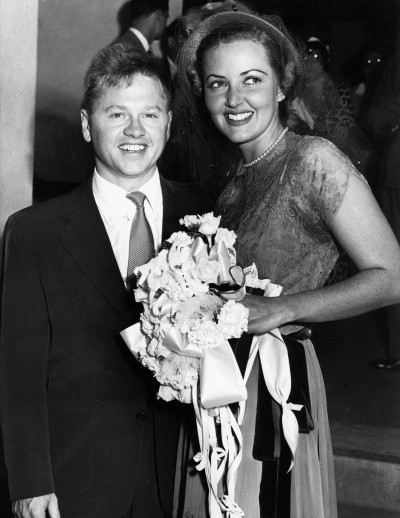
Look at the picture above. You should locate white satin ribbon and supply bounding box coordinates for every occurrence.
[192,384,244,518]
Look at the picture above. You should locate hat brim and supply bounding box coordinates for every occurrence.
[179,10,301,74]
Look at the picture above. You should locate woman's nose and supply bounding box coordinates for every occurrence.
[123,117,145,138]
[225,86,243,108]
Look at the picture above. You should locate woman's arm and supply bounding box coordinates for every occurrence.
[241,174,400,334]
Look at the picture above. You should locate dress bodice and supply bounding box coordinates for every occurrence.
[215,131,366,294]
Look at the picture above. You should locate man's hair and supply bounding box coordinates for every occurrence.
[130,0,169,20]
[82,44,171,113]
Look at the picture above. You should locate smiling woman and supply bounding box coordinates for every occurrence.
[201,38,285,162]
[172,7,400,518]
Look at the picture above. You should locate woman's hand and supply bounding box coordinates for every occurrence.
[239,293,292,335]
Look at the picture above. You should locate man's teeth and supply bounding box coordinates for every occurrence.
[228,112,252,121]
[119,144,145,152]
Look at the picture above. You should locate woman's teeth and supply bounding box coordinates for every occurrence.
[227,112,252,121]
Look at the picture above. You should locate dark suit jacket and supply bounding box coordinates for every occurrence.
[113,29,147,52]
[0,176,213,517]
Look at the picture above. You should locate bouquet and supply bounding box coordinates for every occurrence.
[128,212,249,405]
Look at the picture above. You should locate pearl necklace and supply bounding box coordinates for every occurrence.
[243,127,288,168]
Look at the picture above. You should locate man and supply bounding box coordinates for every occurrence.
[0,46,212,517]
[113,0,169,54]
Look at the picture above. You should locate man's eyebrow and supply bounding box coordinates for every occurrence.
[103,104,164,112]
[104,104,127,111]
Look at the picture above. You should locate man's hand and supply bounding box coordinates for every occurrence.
[12,493,60,518]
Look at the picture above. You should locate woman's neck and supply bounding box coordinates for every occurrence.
[240,123,286,166]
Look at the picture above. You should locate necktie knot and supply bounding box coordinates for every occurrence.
[126,191,146,209]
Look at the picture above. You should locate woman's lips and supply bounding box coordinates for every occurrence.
[224,111,253,126]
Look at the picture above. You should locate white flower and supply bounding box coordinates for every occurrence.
[140,313,155,337]
[218,300,249,339]
[197,258,219,284]
[167,231,193,248]
[168,242,192,269]
[158,385,192,403]
[139,352,161,375]
[188,320,225,349]
[214,228,237,249]
[156,355,199,388]
[179,215,201,230]
[198,213,221,237]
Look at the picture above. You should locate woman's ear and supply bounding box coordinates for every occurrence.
[277,87,286,102]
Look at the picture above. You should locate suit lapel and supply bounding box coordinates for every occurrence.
[58,181,134,323]
[161,178,185,242]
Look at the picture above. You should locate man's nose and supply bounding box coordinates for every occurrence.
[123,117,145,138]
[225,86,243,108]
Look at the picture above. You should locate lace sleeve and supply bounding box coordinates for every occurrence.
[298,137,368,227]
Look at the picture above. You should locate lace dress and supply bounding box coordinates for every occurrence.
[174,131,365,518]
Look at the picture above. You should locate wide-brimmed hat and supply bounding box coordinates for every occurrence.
[178,6,304,88]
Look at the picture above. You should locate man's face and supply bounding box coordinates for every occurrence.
[81,74,172,190]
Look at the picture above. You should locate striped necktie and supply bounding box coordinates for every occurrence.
[126,191,155,290]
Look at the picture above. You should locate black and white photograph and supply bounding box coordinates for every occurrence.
[1,1,400,517]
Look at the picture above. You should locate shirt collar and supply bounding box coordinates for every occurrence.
[129,27,150,51]
[92,168,162,219]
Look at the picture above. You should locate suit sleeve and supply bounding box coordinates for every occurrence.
[0,216,54,500]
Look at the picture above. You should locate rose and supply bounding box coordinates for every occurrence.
[197,257,219,284]
[214,228,237,249]
[198,213,221,237]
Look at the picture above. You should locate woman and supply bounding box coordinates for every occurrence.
[173,8,400,518]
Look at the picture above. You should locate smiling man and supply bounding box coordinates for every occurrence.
[0,45,212,518]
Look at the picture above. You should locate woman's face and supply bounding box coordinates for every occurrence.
[202,39,285,152]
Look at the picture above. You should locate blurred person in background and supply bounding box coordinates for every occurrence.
[113,0,169,54]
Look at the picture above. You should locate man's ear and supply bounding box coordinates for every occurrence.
[81,110,91,142]
[166,111,173,141]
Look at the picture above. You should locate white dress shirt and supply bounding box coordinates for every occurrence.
[129,27,150,52]
[92,170,163,284]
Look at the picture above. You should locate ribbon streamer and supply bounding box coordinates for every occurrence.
[238,281,303,471]
[192,384,245,518]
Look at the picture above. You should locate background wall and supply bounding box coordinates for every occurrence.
[0,1,38,235]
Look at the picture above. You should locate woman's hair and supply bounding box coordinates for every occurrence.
[194,22,299,122]
[82,44,171,113]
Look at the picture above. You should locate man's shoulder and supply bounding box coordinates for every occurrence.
[6,182,88,233]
